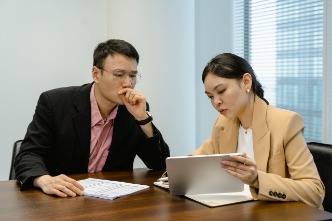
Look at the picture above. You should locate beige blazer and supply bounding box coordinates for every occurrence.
[192,96,325,209]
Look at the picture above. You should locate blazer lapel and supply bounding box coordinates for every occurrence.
[219,117,239,153]
[108,105,130,155]
[252,96,270,172]
[73,84,93,165]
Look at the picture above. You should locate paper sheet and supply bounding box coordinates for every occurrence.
[78,178,149,200]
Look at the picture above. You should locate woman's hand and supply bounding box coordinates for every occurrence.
[221,153,259,188]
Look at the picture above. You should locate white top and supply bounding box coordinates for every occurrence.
[237,125,254,160]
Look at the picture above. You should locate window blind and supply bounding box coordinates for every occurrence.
[328,0,332,143]
[233,0,325,142]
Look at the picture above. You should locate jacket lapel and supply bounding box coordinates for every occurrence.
[252,96,270,172]
[73,83,93,165]
[218,96,270,172]
[108,105,131,155]
[219,117,239,153]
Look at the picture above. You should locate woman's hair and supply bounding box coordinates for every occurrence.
[202,53,268,104]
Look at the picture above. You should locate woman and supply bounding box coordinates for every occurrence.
[193,53,324,208]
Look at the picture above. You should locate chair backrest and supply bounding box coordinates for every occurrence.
[307,142,332,212]
[9,140,22,180]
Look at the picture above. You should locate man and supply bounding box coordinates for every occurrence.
[15,39,170,197]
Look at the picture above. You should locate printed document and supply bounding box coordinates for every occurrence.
[78,178,149,200]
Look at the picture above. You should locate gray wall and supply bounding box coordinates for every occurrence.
[0,0,232,180]
[195,0,233,146]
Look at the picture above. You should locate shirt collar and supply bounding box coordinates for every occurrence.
[90,84,118,126]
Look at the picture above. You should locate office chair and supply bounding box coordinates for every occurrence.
[307,142,332,213]
[9,140,22,180]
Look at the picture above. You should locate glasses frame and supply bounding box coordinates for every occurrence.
[97,67,142,84]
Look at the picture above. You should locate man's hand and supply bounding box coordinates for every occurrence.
[118,88,154,137]
[118,88,147,120]
[33,174,84,197]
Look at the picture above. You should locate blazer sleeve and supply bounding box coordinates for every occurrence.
[251,113,325,208]
[14,92,54,189]
[136,103,170,170]
[137,123,170,169]
[191,116,221,155]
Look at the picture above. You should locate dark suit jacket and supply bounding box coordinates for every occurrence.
[15,83,170,189]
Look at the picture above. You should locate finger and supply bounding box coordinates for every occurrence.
[125,89,135,101]
[224,168,239,177]
[221,163,251,183]
[129,93,137,105]
[131,93,144,105]
[229,155,246,164]
[48,184,76,197]
[63,182,84,196]
[50,188,69,198]
[41,183,71,197]
[49,180,78,197]
[61,185,79,197]
[221,159,245,168]
[224,168,246,182]
[60,175,84,190]
[118,89,132,103]
[230,155,251,166]
[117,87,130,95]
[59,175,84,195]
[243,157,248,166]
[222,162,246,173]
[119,93,129,105]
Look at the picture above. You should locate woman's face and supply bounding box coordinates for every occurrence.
[204,73,250,119]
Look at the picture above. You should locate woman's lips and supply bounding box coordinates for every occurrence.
[219,109,227,114]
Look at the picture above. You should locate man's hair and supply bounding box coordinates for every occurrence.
[93,39,139,68]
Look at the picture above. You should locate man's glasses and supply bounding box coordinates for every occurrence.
[97,67,142,84]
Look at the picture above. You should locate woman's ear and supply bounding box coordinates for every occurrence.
[242,73,252,91]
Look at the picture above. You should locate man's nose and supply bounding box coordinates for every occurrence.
[122,75,134,87]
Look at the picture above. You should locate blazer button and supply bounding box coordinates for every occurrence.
[282,194,286,199]
[273,192,278,197]
[277,193,282,198]
[269,191,273,196]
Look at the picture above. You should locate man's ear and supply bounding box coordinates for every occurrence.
[92,66,100,82]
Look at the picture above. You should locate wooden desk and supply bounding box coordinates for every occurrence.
[1,169,332,221]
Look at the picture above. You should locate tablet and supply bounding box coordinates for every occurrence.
[166,153,244,195]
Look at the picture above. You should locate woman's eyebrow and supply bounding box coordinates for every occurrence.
[205,84,225,94]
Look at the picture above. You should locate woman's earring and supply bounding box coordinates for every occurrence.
[246,88,250,94]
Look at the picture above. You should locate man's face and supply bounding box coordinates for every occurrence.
[92,54,138,107]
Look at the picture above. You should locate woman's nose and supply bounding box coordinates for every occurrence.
[213,97,222,106]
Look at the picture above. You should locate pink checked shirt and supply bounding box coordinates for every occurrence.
[88,84,118,173]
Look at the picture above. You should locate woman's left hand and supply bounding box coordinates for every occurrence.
[221,153,259,189]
